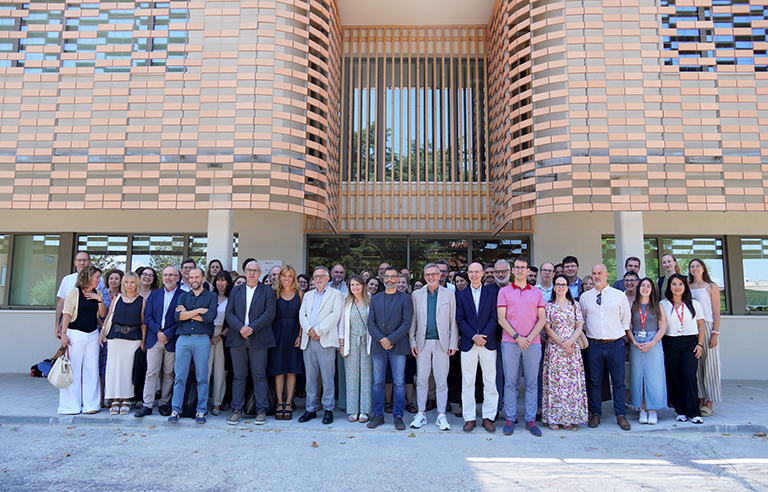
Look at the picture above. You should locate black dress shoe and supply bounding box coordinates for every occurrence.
[298,411,317,423]
[322,410,334,425]
[158,405,171,417]
[134,406,152,418]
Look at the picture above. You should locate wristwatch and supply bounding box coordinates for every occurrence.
[513,333,519,340]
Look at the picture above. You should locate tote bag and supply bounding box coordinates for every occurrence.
[48,347,74,389]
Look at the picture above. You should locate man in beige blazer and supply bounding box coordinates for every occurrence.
[409,263,459,431]
[298,266,344,425]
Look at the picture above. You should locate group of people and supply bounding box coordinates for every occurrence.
[54,250,722,435]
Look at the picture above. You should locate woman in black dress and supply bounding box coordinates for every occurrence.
[268,265,304,420]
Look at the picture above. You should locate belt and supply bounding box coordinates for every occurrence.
[588,337,618,343]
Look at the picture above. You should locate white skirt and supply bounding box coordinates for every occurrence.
[104,339,141,399]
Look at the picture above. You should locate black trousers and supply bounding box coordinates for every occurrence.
[662,335,701,418]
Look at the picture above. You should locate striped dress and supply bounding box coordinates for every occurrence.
[691,286,722,402]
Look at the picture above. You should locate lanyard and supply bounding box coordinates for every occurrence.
[639,305,647,332]
[674,303,686,334]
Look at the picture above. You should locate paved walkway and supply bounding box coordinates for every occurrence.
[2,374,766,435]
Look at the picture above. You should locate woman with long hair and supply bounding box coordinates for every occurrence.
[338,275,373,422]
[101,271,147,416]
[541,273,588,430]
[58,266,106,414]
[297,273,310,293]
[658,253,682,296]
[688,259,722,416]
[268,265,304,420]
[396,274,411,294]
[206,259,223,289]
[578,275,594,297]
[209,270,232,416]
[453,271,470,291]
[661,274,706,424]
[626,278,667,424]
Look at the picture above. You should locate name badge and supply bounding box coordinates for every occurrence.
[637,330,646,339]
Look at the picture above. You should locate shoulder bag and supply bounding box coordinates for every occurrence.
[48,346,74,389]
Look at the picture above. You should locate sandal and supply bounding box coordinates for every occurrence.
[283,402,293,421]
[563,424,572,430]
[549,424,559,431]
[211,406,221,416]
[275,403,285,421]
[359,414,368,423]
[348,414,358,422]
[110,403,120,415]
[119,402,130,415]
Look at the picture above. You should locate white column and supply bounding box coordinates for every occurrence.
[206,209,234,271]
[613,211,645,278]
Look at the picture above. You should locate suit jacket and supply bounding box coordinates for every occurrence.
[367,290,413,356]
[455,284,499,352]
[224,282,276,349]
[409,285,459,353]
[299,287,343,349]
[144,286,183,352]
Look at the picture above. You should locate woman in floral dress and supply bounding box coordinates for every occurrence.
[542,273,588,430]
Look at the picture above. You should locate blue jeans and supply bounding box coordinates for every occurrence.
[585,339,626,417]
[501,341,541,423]
[172,334,211,415]
[372,351,405,417]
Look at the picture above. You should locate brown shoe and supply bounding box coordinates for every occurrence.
[617,415,631,431]
[482,418,496,432]
[463,420,476,432]
[588,414,600,428]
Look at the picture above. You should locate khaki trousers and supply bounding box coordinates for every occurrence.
[143,340,175,407]
[416,340,450,413]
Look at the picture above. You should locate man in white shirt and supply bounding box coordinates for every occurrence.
[535,262,555,303]
[298,266,343,425]
[579,264,632,431]
[55,251,101,339]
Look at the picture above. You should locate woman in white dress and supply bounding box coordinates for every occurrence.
[687,259,722,417]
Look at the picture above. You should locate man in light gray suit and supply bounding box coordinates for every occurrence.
[409,263,459,431]
[224,258,276,426]
[298,266,344,425]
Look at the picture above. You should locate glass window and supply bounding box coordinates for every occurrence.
[471,239,530,269]
[410,239,469,277]
[601,237,660,286]
[131,235,184,272]
[742,238,768,312]
[662,237,727,312]
[9,235,60,306]
[308,237,409,276]
[0,234,8,301]
[188,235,239,274]
[77,235,128,272]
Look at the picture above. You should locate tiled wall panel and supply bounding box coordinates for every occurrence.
[0,0,342,229]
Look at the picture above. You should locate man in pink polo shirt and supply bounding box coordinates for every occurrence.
[497,256,546,437]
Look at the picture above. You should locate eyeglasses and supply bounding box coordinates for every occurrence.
[540,269,554,274]
[383,274,399,279]
[596,292,602,305]
[513,266,527,271]
[313,274,329,280]
[141,273,153,277]
[245,268,261,274]
[495,269,510,274]
[554,283,568,288]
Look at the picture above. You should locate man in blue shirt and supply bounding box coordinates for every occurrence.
[168,267,218,424]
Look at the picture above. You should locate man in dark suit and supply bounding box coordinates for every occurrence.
[366,265,413,430]
[456,262,499,432]
[135,265,183,418]
[224,258,276,426]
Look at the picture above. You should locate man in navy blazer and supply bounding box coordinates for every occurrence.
[136,266,183,418]
[366,265,413,430]
[455,262,499,432]
[224,259,276,425]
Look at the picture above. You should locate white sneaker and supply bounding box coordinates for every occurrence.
[648,411,658,425]
[436,414,451,431]
[639,410,648,424]
[410,413,428,429]
[691,416,704,424]
[676,414,689,422]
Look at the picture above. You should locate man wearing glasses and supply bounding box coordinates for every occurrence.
[613,257,642,292]
[224,258,276,426]
[366,266,413,430]
[409,263,459,431]
[536,262,555,303]
[488,259,511,419]
[497,257,546,437]
[298,266,343,425]
[579,264,632,431]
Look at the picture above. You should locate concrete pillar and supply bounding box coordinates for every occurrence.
[614,211,646,278]
[206,209,235,271]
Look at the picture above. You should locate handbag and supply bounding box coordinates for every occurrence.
[48,347,74,389]
[101,294,120,338]
[576,332,589,350]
